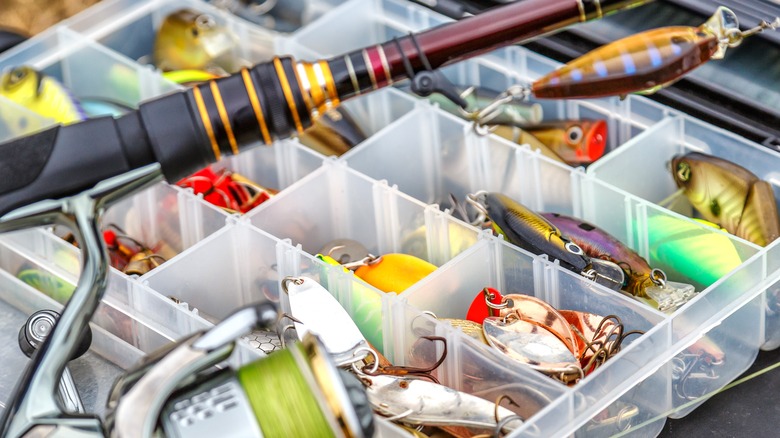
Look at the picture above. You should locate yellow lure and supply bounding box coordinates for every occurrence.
[0,66,85,126]
[354,253,437,294]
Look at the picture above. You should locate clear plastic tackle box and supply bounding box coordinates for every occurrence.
[1,0,780,437]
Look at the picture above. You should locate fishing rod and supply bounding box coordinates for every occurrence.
[0,0,650,220]
[0,2,652,436]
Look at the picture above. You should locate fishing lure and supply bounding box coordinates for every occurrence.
[646,214,743,288]
[177,166,276,213]
[441,318,488,345]
[283,276,369,365]
[317,238,371,266]
[466,191,624,290]
[482,316,581,380]
[491,125,568,165]
[17,268,75,304]
[541,212,696,312]
[351,253,437,294]
[671,151,780,247]
[315,239,387,349]
[162,69,221,86]
[476,289,638,383]
[524,120,607,165]
[298,107,367,156]
[153,9,243,73]
[102,225,175,275]
[0,66,86,126]
[361,374,523,432]
[531,7,779,99]
[80,98,134,118]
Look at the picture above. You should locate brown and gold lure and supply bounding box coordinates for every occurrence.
[531,7,779,99]
[671,152,780,247]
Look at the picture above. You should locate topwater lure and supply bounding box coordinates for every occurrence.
[0,66,86,127]
[531,7,779,99]
[523,120,607,165]
[153,9,244,73]
[466,191,625,290]
[541,212,696,312]
[670,151,780,247]
[491,119,607,166]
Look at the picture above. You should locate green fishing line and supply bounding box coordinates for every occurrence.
[237,345,336,438]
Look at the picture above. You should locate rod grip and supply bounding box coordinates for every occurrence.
[0,117,147,217]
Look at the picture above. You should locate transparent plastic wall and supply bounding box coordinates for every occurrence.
[588,116,780,349]
[0,0,777,437]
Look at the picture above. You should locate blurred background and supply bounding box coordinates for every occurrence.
[0,0,101,36]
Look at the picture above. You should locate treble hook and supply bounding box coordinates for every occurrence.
[360,336,447,384]
[457,85,530,136]
[465,191,489,226]
[276,312,302,349]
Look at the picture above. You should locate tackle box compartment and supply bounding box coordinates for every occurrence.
[0,0,778,437]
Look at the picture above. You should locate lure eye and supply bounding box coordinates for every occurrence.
[196,14,216,31]
[191,27,199,37]
[565,242,583,255]
[566,126,584,145]
[676,162,691,182]
[7,68,27,86]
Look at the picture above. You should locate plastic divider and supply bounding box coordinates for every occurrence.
[588,114,780,350]
[246,161,481,262]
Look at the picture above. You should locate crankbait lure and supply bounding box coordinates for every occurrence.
[0,66,86,126]
[491,125,569,165]
[671,152,780,247]
[531,7,779,99]
[352,253,437,294]
[647,215,744,288]
[467,191,624,290]
[524,120,607,165]
[17,268,75,304]
[153,9,242,73]
[490,119,607,166]
[541,212,696,312]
